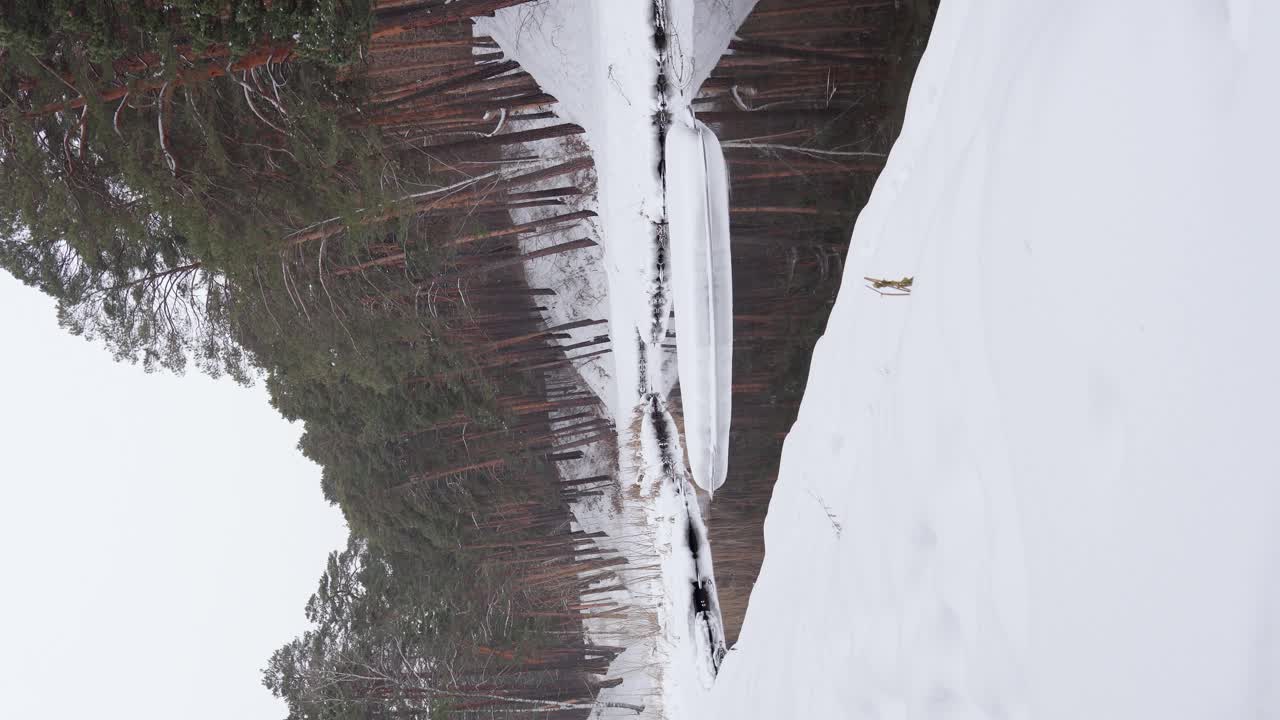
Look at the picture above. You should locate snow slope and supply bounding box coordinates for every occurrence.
[703,1,1280,718]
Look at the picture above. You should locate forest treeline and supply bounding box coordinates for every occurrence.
[1,3,621,717]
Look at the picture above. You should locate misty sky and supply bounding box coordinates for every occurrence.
[0,272,349,719]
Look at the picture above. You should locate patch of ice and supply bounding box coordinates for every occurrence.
[665,115,732,495]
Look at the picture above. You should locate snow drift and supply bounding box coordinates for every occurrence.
[703,1,1280,719]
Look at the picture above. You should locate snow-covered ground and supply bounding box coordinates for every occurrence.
[702,1,1280,719]
[480,1,753,715]
[496,132,616,404]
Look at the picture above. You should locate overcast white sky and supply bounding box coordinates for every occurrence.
[0,272,350,719]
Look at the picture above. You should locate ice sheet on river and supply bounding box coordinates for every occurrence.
[665,117,733,495]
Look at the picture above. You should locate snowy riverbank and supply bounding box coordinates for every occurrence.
[479,1,756,715]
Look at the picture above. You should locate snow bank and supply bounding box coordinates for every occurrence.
[704,1,1280,718]
[665,117,733,495]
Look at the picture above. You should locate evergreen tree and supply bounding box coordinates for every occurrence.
[0,3,421,377]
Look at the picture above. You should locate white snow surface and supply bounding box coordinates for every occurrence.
[665,117,733,495]
[666,0,759,107]
[703,2,1280,719]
